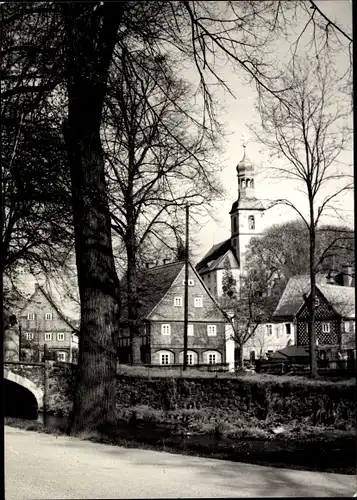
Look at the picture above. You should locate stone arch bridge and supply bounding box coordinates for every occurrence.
[4,361,76,415]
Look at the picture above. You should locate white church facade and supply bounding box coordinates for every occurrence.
[196,146,266,294]
[196,147,295,364]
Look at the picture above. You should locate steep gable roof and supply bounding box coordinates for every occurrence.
[316,284,355,319]
[196,238,239,273]
[19,285,78,332]
[121,261,185,320]
[274,274,355,320]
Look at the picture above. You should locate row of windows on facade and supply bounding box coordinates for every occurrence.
[160,351,219,365]
[161,324,217,336]
[26,313,54,320]
[299,321,352,334]
[23,332,66,341]
[265,324,292,336]
[174,296,203,307]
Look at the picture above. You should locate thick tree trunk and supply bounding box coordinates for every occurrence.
[61,3,125,434]
[126,226,142,365]
[309,197,318,378]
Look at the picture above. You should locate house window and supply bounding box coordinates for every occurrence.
[57,352,66,361]
[45,333,52,341]
[24,332,34,340]
[174,297,183,307]
[285,323,291,335]
[208,353,216,364]
[266,324,272,336]
[322,322,330,333]
[160,353,170,365]
[207,325,217,336]
[57,333,65,341]
[194,297,203,308]
[27,313,35,320]
[187,353,193,365]
[314,297,320,307]
[188,279,194,286]
[276,325,281,338]
[248,215,255,230]
[161,324,171,335]
[187,324,194,336]
[344,321,350,332]
[45,313,53,320]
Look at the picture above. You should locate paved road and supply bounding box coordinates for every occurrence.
[5,426,356,498]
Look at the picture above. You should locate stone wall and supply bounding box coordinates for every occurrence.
[115,375,356,426]
[5,362,355,426]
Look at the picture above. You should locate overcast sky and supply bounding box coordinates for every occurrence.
[192,0,353,262]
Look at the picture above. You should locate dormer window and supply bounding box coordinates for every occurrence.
[248,215,255,230]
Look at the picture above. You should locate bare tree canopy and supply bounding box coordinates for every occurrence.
[251,55,352,377]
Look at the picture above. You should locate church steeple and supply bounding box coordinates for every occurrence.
[236,144,255,199]
[229,145,265,273]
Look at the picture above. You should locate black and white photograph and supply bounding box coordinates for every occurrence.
[2,1,355,498]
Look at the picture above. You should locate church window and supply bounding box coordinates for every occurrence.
[246,178,250,187]
[248,215,255,230]
[241,179,246,188]
[251,179,254,188]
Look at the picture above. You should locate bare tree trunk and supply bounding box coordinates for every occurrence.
[61,3,124,434]
[309,198,318,378]
[126,225,142,365]
[237,344,244,369]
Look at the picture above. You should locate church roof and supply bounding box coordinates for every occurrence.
[230,197,265,212]
[196,239,239,274]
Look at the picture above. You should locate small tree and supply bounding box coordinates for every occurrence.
[219,269,275,369]
[221,258,237,299]
[252,57,352,377]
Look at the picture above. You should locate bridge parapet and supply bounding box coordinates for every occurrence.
[4,361,76,416]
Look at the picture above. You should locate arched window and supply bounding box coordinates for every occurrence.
[179,350,198,365]
[248,215,255,230]
[246,178,250,188]
[251,179,254,189]
[241,179,245,189]
[156,350,174,365]
[204,350,222,365]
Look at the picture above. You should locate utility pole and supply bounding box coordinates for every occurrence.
[183,204,189,371]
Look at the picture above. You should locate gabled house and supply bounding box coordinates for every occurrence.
[18,283,79,363]
[273,272,355,359]
[119,261,229,367]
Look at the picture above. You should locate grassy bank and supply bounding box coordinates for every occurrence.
[5,413,356,476]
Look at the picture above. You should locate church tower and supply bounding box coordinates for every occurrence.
[229,146,265,274]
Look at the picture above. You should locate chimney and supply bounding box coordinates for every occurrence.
[342,265,353,287]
